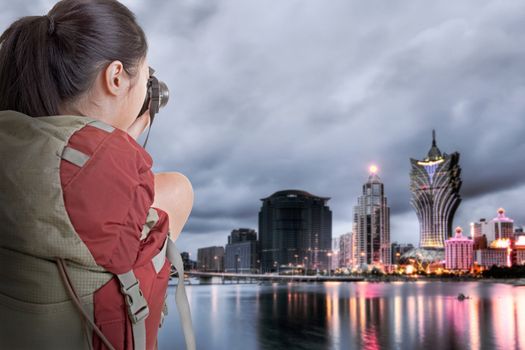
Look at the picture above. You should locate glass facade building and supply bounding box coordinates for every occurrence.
[259,190,332,273]
[410,130,462,248]
[353,170,391,266]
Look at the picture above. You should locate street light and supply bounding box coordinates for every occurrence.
[214,255,218,273]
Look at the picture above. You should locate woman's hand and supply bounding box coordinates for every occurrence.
[127,109,150,140]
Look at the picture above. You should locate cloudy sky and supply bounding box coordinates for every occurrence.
[3,0,525,257]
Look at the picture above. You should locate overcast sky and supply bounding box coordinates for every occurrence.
[3,0,525,257]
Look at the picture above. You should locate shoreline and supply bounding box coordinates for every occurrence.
[173,275,525,286]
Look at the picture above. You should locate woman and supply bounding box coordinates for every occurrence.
[0,0,194,349]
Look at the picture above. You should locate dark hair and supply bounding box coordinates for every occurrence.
[0,0,148,117]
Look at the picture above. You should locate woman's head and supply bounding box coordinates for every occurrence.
[0,0,149,130]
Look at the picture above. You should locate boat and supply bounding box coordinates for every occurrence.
[457,293,470,301]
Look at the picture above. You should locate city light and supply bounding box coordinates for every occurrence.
[490,239,510,249]
[369,165,378,174]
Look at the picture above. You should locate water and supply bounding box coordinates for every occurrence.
[158,281,525,350]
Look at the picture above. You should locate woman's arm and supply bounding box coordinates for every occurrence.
[152,172,194,241]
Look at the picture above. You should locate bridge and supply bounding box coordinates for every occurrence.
[178,271,365,284]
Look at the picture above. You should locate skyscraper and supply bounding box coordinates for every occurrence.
[259,190,332,273]
[338,232,354,268]
[471,209,514,243]
[410,130,462,248]
[353,166,391,266]
[490,208,514,241]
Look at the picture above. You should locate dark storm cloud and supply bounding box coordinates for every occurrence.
[3,1,525,255]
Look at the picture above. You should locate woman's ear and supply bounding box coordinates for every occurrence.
[104,60,129,96]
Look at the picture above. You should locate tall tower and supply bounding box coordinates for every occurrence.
[353,166,391,266]
[259,190,332,272]
[410,130,462,249]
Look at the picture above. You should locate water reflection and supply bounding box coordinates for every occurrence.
[158,281,525,350]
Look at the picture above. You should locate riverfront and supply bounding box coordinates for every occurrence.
[158,281,525,350]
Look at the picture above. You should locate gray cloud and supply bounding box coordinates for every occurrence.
[3,0,525,256]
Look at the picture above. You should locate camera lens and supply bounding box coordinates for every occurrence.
[158,81,169,108]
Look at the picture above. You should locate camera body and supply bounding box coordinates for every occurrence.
[137,67,169,121]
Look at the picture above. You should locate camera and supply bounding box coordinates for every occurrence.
[137,66,169,122]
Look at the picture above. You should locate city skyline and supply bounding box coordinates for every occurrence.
[3,1,525,257]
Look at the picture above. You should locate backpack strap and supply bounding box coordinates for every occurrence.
[116,271,149,350]
[61,146,90,167]
[60,119,115,167]
[152,236,169,273]
[166,237,196,350]
[56,258,116,350]
[115,238,196,350]
[89,120,115,133]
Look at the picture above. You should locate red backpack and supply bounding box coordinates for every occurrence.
[0,110,195,350]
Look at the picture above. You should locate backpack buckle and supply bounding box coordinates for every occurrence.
[118,274,150,324]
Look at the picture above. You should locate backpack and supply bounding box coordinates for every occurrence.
[0,110,195,350]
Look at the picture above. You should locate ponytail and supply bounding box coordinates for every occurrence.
[0,0,148,117]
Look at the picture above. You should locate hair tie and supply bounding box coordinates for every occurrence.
[46,15,55,35]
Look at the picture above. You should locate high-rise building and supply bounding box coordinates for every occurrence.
[224,228,259,273]
[472,209,514,243]
[490,208,514,241]
[197,246,225,272]
[410,130,462,248]
[445,227,473,270]
[259,189,332,273]
[338,232,353,268]
[353,166,391,266]
[331,237,341,270]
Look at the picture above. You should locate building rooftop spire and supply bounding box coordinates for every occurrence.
[367,165,382,183]
[426,129,442,161]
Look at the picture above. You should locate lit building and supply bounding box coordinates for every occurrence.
[475,239,512,268]
[353,166,391,266]
[331,237,341,270]
[489,208,514,241]
[197,246,225,272]
[471,209,514,243]
[514,235,525,265]
[410,130,462,248]
[445,227,473,271]
[259,190,332,272]
[475,249,508,268]
[224,228,259,274]
[338,232,353,268]
[391,242,415,265]
[471,218,489,240]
